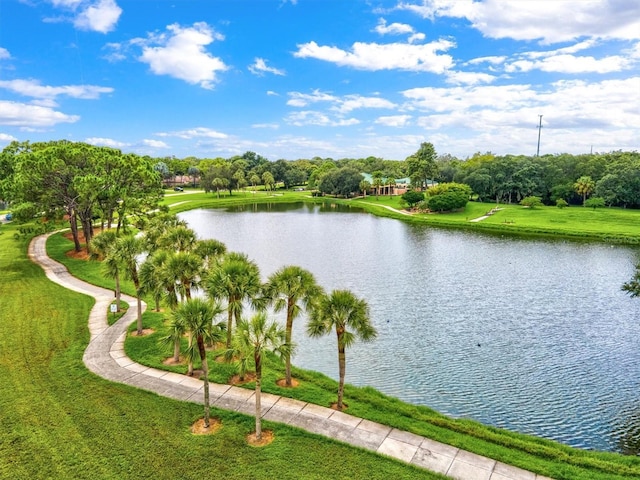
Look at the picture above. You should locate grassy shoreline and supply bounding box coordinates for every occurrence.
[163,189,640,245]
[36,190,640,479]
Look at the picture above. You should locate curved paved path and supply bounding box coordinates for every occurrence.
[29,233,552,480]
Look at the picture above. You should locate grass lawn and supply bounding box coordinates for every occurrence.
[41,199,640,479]
[161,189,640,244]
[0,222,446,480]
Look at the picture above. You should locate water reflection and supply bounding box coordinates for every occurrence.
[180,202,640,453]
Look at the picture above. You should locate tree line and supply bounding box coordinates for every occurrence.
[152,144,640,208]
[0,140,162,251]
[3,140,640,244]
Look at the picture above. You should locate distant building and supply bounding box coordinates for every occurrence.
[360,173,436,195]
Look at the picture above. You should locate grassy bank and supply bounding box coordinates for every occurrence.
[0,223,445,480]
[162,188,640,244]
[44,199,640,479]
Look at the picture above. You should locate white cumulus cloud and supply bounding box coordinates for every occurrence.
[156,127,228,139]
[142,139,169,148]
[138,23,228,89]
[375,115,412,127]
[374,18,415,36]
[248,58,285,76]
[0,101,79,127]
[285,111,359,127]
[86,137,129,148]
[74,0,122,33]
[397,0,640,44]
[0,48,10,60]
[0,133,18,142]
[0,79,113,102]
[294,39,455,73]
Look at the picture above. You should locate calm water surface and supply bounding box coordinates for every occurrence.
[179,202,640,453]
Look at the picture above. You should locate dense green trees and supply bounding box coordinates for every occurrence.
[438,151,640,208]
[406,142,437,189]
[1,140,162,252]
[317,167,363,197]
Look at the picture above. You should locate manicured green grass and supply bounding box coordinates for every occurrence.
[46,217,640,479]
[350,197,640,243]
[161,189,640,244]
[108,300,129,326]
[0,224,443,480]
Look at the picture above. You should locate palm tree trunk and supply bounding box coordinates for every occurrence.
[136,294,142,335]
[285,298,294,386]
[255,352,262,440]
[198,336,210,428]
[173,337,180,363]
[115,273,121,311]
[226,307,233,348]
[337,334,346,411]
[187,333,194,375]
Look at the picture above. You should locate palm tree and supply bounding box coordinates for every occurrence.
[307,290,377,411]
[157,225,197,252]
[110,234,145,335]
[264,265,323,386]
[204,252,262,347]
[372,171,383,199]
[226,312,290,441]
[160,313,187,364]
[89,229,117,260]
[174,298,224,428]
[139,252,169,312]
[574,175,595,206]
[359,179,371,198]
[143,213,188,251]
[164,251,203,302]
[385,174,396,195]
[91,230,122,310]
[194,239,227,269]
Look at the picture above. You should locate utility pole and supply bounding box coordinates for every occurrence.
[536,114,543,157]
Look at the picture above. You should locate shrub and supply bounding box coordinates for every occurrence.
[401,190,424,207]
[426,191,468,212]
[556,199,568,209]
[426,182,472,198]
[584,197,605,210]
[520,196,543,208]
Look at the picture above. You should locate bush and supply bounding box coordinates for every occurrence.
[426,191,468,212]
[426,182,472,198]
[556,199,568,209]
[401,190,424,207]
[584,197,605,209]
[520,196,543,208]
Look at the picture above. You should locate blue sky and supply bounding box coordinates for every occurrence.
[0,0,638,160]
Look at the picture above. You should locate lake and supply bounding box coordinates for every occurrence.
[179,202,640,453]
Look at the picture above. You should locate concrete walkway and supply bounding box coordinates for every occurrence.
[29,234,552,480]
